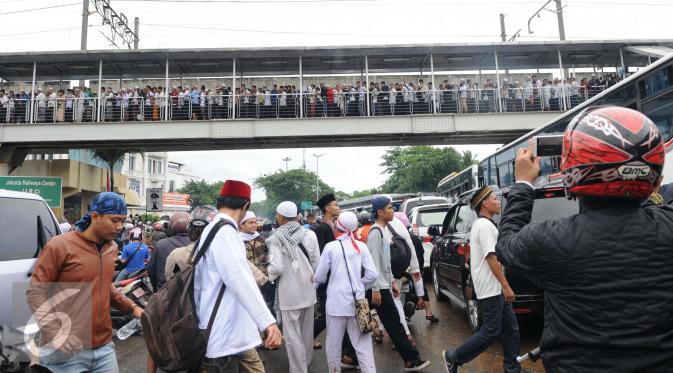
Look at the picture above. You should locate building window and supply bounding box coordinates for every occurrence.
[157,161,163,174]
[128,155,136,171]
[169,180,175,192]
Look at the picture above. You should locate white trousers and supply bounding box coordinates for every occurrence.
[281,307,314,373]
[326,315,376,373]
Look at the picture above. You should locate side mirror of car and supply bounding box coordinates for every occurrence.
[427,225,441,236]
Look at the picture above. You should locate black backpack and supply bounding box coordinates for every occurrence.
[141,219,233,372]
[370,224,412,279]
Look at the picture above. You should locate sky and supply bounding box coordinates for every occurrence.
[2,0,672,200]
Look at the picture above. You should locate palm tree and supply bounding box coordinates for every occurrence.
[89,148,144,191]
[460,150,480,167]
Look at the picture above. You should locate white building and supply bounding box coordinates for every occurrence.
[122,152,197,214]
[166,160,197,192]
[123,152,169,201]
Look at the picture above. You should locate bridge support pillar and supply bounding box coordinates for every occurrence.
[0,146,29,176]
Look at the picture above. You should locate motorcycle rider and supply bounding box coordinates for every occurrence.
[496,107,673,372]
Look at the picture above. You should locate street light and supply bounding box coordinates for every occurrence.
[312,153,324,202]
[282,157,291,171]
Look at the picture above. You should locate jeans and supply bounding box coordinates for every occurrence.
[42,342,118,373]
[454,294,521,373]
[115,268,132,282]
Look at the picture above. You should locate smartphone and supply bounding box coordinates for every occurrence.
[531,135,563,157]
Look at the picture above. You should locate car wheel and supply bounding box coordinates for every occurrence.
[432,261,448,302]
[464,285,482,331]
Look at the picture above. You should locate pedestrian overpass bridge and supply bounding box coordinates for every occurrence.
[0,111,555,152]
[0,39,671,173]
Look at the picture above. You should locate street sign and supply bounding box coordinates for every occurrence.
[0,176,62,208]
[146,188,164,212]
[301,200,312,210]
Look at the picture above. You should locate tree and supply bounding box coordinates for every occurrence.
[335,191,352,201]
[89,148,143,191]
[349,188,382,199]
[380,146,476,193]
[177,179,222,208]
[254,169,335,215]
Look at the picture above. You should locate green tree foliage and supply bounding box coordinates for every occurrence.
[178,179,222,208]
[381,146,478,193]
[138,213,161,223]
[349,188,382,199]
[254,169,334,217]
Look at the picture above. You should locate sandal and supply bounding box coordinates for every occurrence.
[373,330,384,344]
[426,315,440,323]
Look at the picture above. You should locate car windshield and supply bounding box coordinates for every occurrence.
[417,210,448,227]
[531,197,579,222]
[404,198,447,214]
[0,198,59,261]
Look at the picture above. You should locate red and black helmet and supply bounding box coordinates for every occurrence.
[560,106,665,199]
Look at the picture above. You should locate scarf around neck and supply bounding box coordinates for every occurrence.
[266,221,304,271]
[240,231,260,242]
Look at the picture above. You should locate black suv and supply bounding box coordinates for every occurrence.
[428,184,579,331]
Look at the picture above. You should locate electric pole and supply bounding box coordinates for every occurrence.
[555,0,566,41]
[500,14,507,42]
[81,0,89,51]
[312,153,324,202]
[283,157,291,171]
[528,0,566,41]
[134,17,140,49]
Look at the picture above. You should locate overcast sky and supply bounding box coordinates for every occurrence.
[3,0,671,200]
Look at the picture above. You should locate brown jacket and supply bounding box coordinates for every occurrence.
[26,231,135,348]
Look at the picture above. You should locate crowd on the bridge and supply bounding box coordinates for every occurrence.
[0,73,621,123]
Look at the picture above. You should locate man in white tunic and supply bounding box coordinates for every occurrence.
[267,201,320,373]
[314,211,379,373]
[194,180,282,373]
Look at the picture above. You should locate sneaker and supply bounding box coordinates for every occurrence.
[442,349,458,373]
[404,359,430,372]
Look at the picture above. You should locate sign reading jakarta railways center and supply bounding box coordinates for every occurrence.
[0,176,62,208]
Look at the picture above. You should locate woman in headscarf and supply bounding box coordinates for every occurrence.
[314,211,379,373]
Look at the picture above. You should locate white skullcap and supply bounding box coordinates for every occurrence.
[59,222,72,233]
[242,211,257,223]
[335,211,358,232]
[276,201,298,218]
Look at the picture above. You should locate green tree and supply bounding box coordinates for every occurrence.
[254,169,335,214]
[349,188,382,199]
[380,146,476,193]
[178,179,221,208]
[335,191,351,201]
[89,148,143,191]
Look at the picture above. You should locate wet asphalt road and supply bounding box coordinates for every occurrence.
[116,285,545,373]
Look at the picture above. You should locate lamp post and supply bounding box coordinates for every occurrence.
[312,153,324,202]
[282,157,291,171]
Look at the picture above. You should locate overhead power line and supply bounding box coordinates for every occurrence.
[0,3,79,16]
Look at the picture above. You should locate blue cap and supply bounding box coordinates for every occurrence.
[370,196,392,221]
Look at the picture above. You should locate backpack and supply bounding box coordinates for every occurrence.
[140,219,233,372]
[370,224,412,279]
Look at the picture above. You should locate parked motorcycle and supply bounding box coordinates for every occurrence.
[0,323,48,373]
[111,267,153,340]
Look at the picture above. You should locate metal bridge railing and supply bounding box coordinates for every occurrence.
[0,86,608,124]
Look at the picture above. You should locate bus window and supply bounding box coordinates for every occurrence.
[642,91,673,143]
[498,162,513,187]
